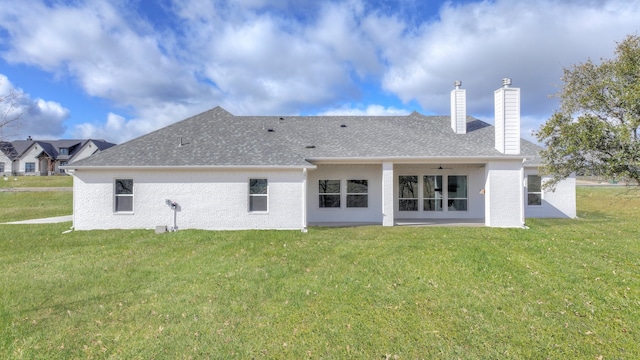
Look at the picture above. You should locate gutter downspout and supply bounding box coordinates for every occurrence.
[67,169,77,231]
[302,168,308,233]
[520,159,526,228]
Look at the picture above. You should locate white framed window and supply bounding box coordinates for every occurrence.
[447,175,468,211]
[25,162,35,173]
[319,180,340,208]
[346,180,368,208]
[58,148,69,155]
[399,175,419,211]
[114,179,134,213]
[527,175,542,206]
[423,175,443,211]
[249,178,268,212]
[0,162,4,173]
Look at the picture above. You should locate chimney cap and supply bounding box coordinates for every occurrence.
[502,78,512,88]
[454,80,462,89]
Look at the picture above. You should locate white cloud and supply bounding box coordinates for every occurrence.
[381,0,640,121]
[0,0,216,107]
[71,101,210,144]
[1,0,639,143]
[319,104,410,116]
[0,74,69,140]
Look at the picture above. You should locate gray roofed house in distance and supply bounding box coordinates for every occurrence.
[1,138,116,176]
[64,80,576,231]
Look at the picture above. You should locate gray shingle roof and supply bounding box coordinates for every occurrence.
[69,106,544,168]
[0,142,18,159]
[8,139,116,161]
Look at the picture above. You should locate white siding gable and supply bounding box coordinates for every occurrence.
[494,86,521,155]
[451,87,467,134]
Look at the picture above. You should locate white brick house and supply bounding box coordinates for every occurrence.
[65,80,576,231]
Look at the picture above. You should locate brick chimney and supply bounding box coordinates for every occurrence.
[450,80,466,134]
[494,78,520,154]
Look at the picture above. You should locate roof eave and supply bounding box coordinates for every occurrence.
[306,155,530,164]
[63,164,317,171]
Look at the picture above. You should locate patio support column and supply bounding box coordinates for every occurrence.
[382,162,394,226]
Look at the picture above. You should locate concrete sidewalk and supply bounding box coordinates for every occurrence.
[3,215,73,224]
[0,187,72,192]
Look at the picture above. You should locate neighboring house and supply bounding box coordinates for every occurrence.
[65,80,576,231]
[0,141,18,176]
[1,138,116,176]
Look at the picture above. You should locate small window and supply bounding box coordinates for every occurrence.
[423,175,443,211]
[527,175,542,206]
[59,161,68,174]
[249,178,268,212]
[447,175,468,211]
[399,175,418,211]
[25,162,35,173]
[319,180,340,208]
[347,180,368,208]
[0,162,4,173]
[115,179,134,212]
[58,148,69,155]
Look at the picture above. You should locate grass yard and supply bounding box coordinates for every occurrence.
[0,175,73,189]
[0,191,72,223]
[0,187,639,358]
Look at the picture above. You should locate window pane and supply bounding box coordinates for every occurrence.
[423,175,442,198]
[347,194,368,208]
[448,176,467,198]
[250,179,268,194]
[399,199,418,211]
[115,196,133,212]
[319,180,340,194]
[347,180,368,193]
[399,176,418,198]
[319,195,340,208]
[448,199,467,211]
[528,175,541,193]
[250,196,268,211]
[528,194,542,206]
[25,163,35,172]
[424,199,443,211]
[116,179,133,194]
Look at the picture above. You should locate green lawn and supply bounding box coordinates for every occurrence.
[0,175,73,188]
[0,191,72,222]
[0,187,639,359]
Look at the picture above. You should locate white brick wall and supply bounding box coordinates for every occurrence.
[71,168,306,230]
[306,164,383,224]
[524,168,576,219]
[484,160,524,227]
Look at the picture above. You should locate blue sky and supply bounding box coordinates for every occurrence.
[0,0,639,144]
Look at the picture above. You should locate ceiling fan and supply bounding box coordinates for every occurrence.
[431,164,453,170]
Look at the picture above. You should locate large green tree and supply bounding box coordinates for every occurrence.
[537,34,640,187]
